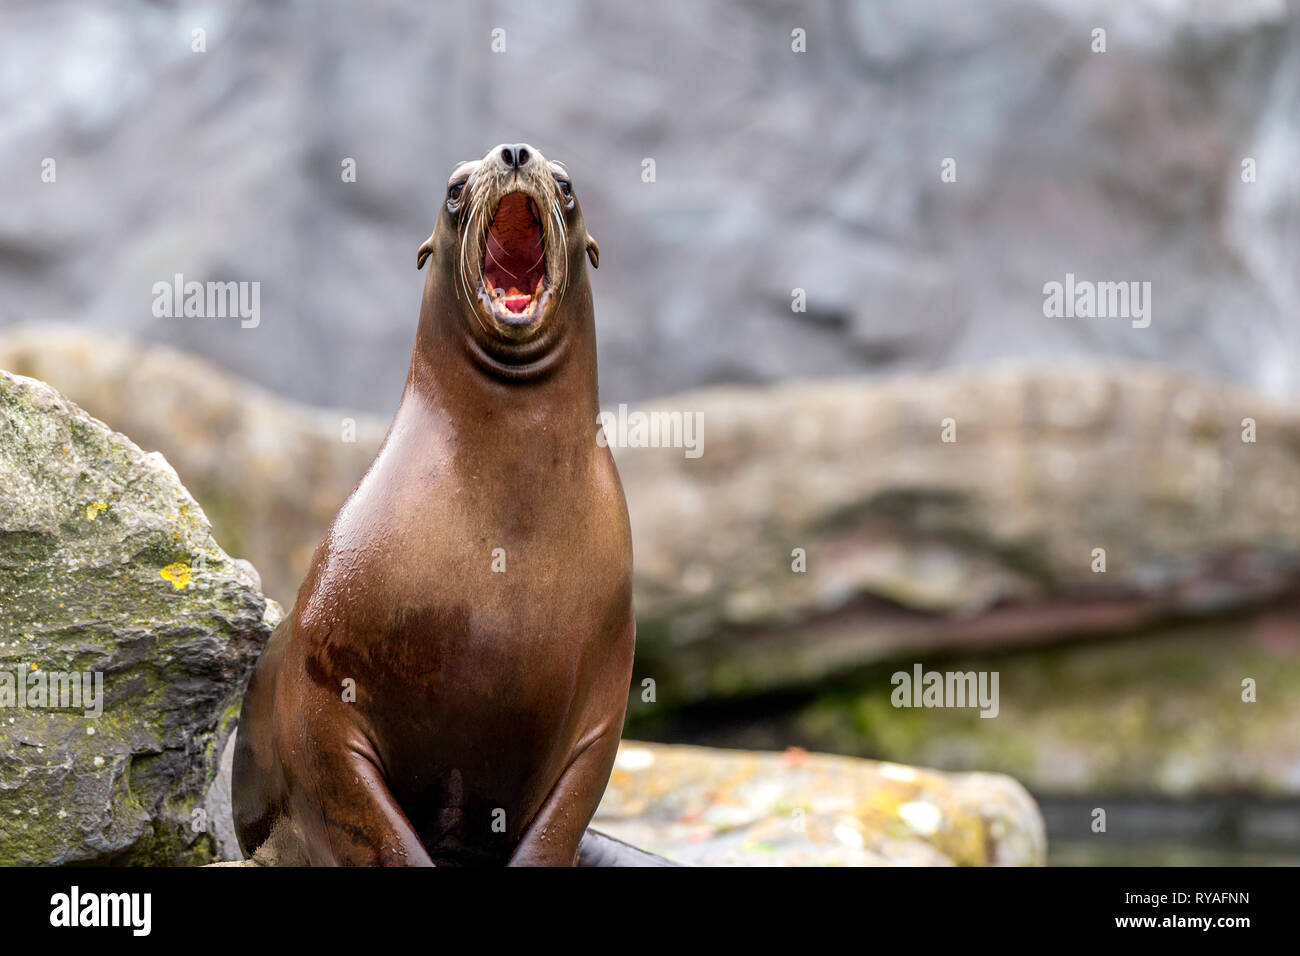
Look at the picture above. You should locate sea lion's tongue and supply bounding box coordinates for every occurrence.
[485,193,544,307]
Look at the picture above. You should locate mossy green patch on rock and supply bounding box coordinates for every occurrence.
[791,614,1300,797]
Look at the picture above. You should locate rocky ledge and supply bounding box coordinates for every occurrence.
[594,741,1045,866]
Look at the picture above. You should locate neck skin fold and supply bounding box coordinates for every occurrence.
[400,265,601,445]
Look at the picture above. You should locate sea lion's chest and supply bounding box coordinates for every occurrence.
[298,438,633,823]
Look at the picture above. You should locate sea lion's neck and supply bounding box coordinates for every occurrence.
[402,281,601,439]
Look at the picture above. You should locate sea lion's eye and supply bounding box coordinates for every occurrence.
[447,181,465,207]
[557,179,572,199]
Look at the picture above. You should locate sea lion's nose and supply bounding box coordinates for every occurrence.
[499,143,533,170]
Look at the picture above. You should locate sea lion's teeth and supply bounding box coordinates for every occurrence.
[494,288,505,297]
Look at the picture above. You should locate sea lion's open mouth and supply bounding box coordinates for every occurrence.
[449,145,569,339]
[480,191,549,323]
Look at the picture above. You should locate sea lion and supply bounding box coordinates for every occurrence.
[232,143,666,866]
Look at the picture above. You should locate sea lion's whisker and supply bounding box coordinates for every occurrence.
[550,197,570,298]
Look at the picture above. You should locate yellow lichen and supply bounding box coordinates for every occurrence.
[159,562,193,590]
[85,501,108,521]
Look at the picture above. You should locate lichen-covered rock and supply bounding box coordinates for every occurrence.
[592,742,1045,866]
[0,370,280,865]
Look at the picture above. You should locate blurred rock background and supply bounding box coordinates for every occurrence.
[2,0,1300,864]
[2,0,1298,410]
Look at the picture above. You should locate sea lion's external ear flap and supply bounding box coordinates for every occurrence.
[585,235,600,269]
[417,234,435,270]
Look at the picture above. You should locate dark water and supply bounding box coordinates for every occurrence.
[1040,799,1300,867]
[1050,841,1300,866]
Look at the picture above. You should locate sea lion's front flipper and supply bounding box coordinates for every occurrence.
[298,739,435,866]
[507,729,622,866]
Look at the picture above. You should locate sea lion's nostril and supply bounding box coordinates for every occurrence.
[501,146,517,168]
[516,146,530,167]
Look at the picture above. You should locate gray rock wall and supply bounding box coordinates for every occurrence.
[1,0,1297,413]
